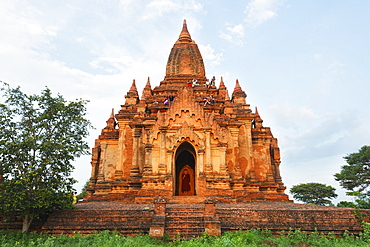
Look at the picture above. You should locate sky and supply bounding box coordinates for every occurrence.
[1,0,369,204]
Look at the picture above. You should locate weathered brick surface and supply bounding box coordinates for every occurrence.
[42,203,154,235]
[1,201,364,238]
[216,202,366,236]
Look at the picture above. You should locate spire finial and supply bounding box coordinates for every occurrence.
[178,19,192,43]
[234,79,242,92]
[219,76,226,89]
[232,79,247,101]
[129,79,138,93]
[141,77,152,100]
[104,108,116,131]
[254,106,263,128]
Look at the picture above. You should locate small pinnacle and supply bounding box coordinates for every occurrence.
[129,79,138,93]
[178,19,192,43]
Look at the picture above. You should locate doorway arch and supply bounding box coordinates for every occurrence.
[175,142,196,196]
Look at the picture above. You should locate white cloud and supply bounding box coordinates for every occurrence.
[142,0,203,20]
[274,108,363,163]
[313,59,345,95]
[328,60,345,71]
[119,0,135,11]
[199,44,223,66]
[313,53,322,60]
[219,24,245,45]
[244,0,285,27]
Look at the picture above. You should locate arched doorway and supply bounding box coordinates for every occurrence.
[175,142,196,196]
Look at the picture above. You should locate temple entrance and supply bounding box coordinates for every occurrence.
[175,142,196,196]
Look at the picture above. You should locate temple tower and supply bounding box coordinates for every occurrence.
[85,20,289,203]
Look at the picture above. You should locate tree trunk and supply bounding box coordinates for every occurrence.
[22,214,33,233]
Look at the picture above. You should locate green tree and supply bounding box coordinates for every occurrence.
[289,182,338,206]
[344,192,370,209]
[337,201,357,208]
[76,180,89,201]
[334,146,370,196]
[0,82,92,233]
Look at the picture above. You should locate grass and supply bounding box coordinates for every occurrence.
[1,229,370,247]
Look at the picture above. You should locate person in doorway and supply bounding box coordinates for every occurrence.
[181,169,191,194]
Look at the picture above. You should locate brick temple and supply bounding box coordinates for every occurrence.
[84,20,289,204]
[3,20,368,238]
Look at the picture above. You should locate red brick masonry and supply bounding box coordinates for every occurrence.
[34,201,370,238]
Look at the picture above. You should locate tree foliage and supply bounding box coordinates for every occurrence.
[0,82,92,232]
[289,182,337,206]
[337,201,357,208]
[76,180,89,201]
[334,145,370,197]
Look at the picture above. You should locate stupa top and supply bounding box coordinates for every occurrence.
[176,20,194,44]
[164,20,206,84]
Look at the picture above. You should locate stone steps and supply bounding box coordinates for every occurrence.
[164,205,206,238]
[167,196,207,204]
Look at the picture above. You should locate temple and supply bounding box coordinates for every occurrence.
[84,20,289,203]
[3,21,369,238]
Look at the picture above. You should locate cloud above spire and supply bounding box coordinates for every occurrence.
[141,0,203,20]
[244,0,286,28]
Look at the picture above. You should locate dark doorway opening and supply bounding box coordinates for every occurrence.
[175,142,196,195]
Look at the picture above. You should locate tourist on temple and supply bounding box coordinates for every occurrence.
[169,95,174,103]
[204,96,211,106]
[209,95,214,105]
[210,76,216,86]
[192,79,198,87]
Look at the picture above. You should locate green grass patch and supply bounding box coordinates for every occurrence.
[1,229,369,247]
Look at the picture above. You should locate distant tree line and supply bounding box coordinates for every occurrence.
[290,145,370,208]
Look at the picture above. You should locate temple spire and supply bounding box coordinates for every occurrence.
[103,108,116,131]
[219,76,226,89]
[233,79,242,93]
[129,79,138,95]
[232,79,247,103]
[141,77,152,100]
[178,19,192,43]
[164,19,206,84]
[254,107,263,129]
[125,79,139,104]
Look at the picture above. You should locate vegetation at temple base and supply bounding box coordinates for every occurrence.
[1,229,370,247]
[289,182,338,206]
[0,82,92,233]
[334,146,370,209]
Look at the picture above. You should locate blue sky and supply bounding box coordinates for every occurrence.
[1,0,369,204]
